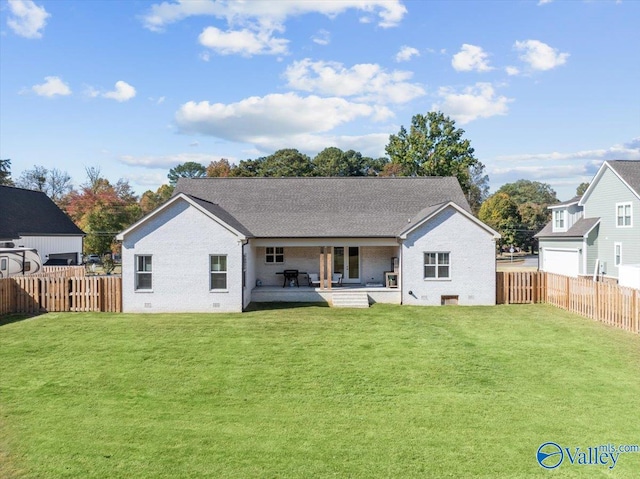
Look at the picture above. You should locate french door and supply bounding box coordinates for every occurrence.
[333,246,360,283]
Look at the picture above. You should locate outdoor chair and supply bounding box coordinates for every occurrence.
[331,273,343,286]
[308,273,320,287]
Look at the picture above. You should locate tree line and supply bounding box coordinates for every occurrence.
[0,112,587,255]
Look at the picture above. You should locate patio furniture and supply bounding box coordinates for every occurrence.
[331,273,343,286]
[308,273,320,287]
[276,270,306,287]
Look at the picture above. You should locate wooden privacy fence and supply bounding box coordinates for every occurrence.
[496,271,546,304]
[497,271,640,334]
[0,276,121,314]
[39,265,86,277]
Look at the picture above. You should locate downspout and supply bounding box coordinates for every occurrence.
[241,239,249,311]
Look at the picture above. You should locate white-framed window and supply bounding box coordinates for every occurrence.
[616,202,632,227]
[265,247,284,264]
[135,255,152,290]
[210,255,227,290]
[614,243,622,267]
[424,252,450,279]
[553,210,566,230]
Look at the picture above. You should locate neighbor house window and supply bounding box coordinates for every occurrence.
[265,247,284,263]
[210,255,227,290]
[135,255,152,290]
[554,210,565,230]
[424,252,450,279]
[616,203,632,227]
[614,243,622,267]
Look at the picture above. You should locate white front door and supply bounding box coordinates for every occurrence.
[333,246,360,283]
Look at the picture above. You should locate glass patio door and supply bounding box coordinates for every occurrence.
[333,246,360,283]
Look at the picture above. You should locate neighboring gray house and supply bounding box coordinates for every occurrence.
[0,185,84,265]
[116,177,500,313]
[536,160,640,280]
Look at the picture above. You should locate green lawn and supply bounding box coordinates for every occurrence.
[1,304,639,478]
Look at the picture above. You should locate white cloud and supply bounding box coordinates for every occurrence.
[514,39,569,71]
[433,83,512,124]
[312,29,330,46]
[395,45,420,62]
[6,0,49,39]
[175,93,393,147]
[32,76,72,97]
[494,138,640,163]
[489,138,640,198]
[198,26,288,56]
[451,44,493,72]
[538,0,553,5]
[505,66,520,76]
[103,81,137,102]
[284,58,425,104]
[120,153,225,169]
[141,0,407,32]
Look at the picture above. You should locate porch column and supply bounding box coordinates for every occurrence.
[327,246,332,291]
[319,247,325,291]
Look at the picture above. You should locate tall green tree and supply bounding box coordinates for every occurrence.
[140,184,174,215]
[261,149,313,177]
[385,111,483,196]
[312,147,369,176]
[576,182,589,196]
[478,192,522,248]
[16,165,73,204]
[496,180,558,206]
[168,161,206,186]
[0,158,13,185]
[466,161,490,215]
[230,158,263,177]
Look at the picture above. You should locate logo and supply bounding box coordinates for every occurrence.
[537,442,564,469]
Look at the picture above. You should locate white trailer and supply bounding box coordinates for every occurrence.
[0,248,43,278]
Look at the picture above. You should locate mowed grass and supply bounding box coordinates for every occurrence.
[1,304,639,478]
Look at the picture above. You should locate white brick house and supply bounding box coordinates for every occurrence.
[116,177,500,312]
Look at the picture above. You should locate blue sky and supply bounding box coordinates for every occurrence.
[1,0,639,200]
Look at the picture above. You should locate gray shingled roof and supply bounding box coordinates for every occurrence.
[174,177,471,237]
[535,217,600,238]
[0,185,84,240]
[608,160,640,196]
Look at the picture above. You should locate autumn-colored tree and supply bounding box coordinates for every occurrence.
[64,168,141,255]
[206,159,232,177]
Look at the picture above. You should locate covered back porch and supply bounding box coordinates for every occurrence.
[247,238,402,305]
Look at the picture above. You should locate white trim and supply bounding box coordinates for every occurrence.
[580,161,640,206]
[209,254,228,291]
[399,202,500,239]
[423,251,451,280]
[548,200,579,209]
[614,242,622,267]
[135,254,152,291]
[615,202,633,228]
[116,193,247,241]
[553,209,567,232]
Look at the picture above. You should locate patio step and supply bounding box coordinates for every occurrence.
[331,291,370,308]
